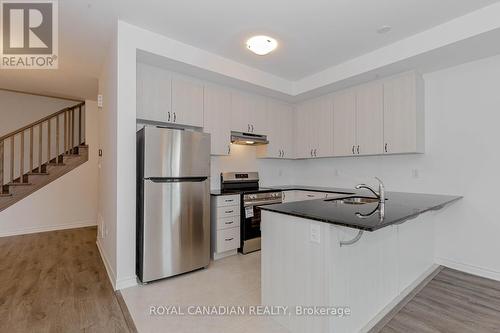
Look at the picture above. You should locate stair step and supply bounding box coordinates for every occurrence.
[28,171,49,176]
[0,193,12,197]
[47,162,66,166]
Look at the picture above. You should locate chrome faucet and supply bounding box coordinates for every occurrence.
[355,177,385,205]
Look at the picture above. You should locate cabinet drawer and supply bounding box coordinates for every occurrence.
[216,227,240,253]
[296,191,327,201]
[216,205,240,218]
[216,195,240,207]
[217,216,241,230]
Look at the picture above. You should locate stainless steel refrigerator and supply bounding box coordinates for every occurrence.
[136,126,211,283]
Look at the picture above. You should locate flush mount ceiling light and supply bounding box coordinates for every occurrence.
[246,35,278,56]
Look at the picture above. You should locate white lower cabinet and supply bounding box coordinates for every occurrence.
[211,195,241,260]
[282,190,350,203]
[282,191,296,203]
[215,228,240,254]
[295,191,328,201]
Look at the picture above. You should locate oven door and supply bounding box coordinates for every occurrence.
[240,199,281,254]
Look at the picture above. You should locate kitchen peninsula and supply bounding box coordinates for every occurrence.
[260,187,461,333]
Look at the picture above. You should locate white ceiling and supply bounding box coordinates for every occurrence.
[117,0,499,80]
[1,0,499,100]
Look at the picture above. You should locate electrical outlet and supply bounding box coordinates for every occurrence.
[310,224,321,244]
[97,94,103,108]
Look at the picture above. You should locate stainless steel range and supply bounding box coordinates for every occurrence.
[220,172,282,254]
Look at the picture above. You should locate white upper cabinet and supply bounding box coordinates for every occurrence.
[171,74,204,127]
[294,96,333,158]
[259,98,294,159]
[383,72,424,154]
[294,100,314,159]
[231,91,267,134]
[310,95,334,158]
[136,63,171,122]
[333,89,357,156]
[203,84,232,155]
[355,81,384,155]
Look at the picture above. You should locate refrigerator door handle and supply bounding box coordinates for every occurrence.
[147,177,208,183]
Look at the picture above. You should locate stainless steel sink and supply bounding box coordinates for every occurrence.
[326,196,381,205]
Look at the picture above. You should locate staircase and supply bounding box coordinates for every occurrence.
[0,102,88,212]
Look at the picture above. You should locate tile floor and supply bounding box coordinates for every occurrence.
[121,252,290,333]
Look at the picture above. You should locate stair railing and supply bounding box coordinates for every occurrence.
[0,101,85,196]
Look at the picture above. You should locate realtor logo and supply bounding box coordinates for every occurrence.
[1,0,58,69]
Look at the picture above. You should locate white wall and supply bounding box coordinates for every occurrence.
[292,54,500,280]
[97,25,120,290]
[0,90,79,137]
[0,100,99,237]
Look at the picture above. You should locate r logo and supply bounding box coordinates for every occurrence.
[2,2,53,54]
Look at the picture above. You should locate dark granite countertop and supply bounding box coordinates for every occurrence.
[260,191,462,232]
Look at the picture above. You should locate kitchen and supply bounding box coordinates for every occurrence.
[98,3,500,332]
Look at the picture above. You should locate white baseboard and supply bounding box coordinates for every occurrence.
[213,249,238,261]
[116,276,138,290]
[96,238,117,290]
[360,264,440,333]
[0,219,97,238]
[436,257,500,282]
[96,239,138,291]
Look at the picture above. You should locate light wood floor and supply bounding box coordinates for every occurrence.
[379,268,500,333]
[0,227,133,333]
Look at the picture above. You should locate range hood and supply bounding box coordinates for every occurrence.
[230,131,269,145]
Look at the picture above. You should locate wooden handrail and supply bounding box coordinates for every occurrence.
[0,101,84,142]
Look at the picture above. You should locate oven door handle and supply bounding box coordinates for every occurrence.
[244,200,282,207]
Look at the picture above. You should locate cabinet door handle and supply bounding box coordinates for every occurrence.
[168,112,171,122]
[385,143,388,153]
[307,194,315,198]
[357,145,360,154]
[225,238,234,241]
[173,112,176,122]
[352,145,355,154]
[224,199,234,203]
[225,210,234,214]
[225,221,234,225]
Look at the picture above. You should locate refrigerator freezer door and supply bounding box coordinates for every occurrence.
[140,178,210,282]
[143,127,210,178]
